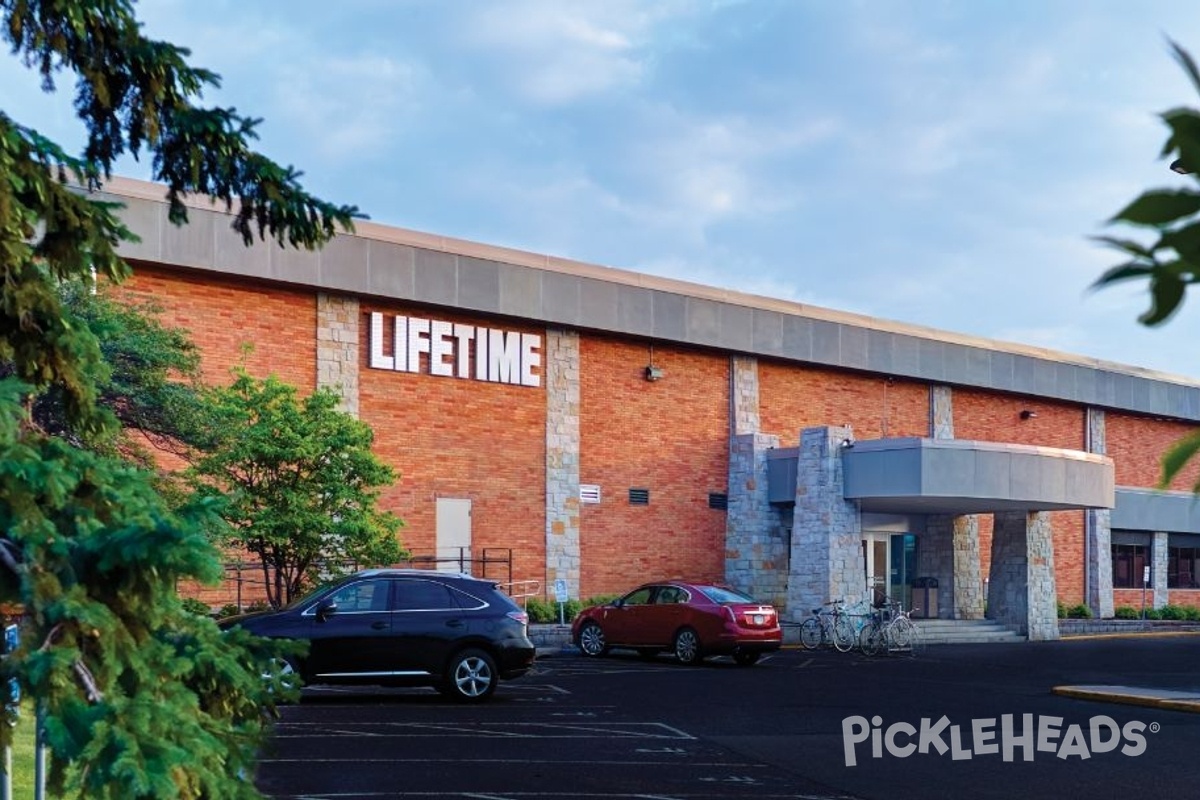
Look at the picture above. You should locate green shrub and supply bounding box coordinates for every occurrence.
[1056,601,1067,619]
[524,598,557,623]
[1159,604,1187,620]
[1066,603,1093,619]
[1144,607,1163,620]
[1185,606,1200,621]
[180,597,212,616]
[524,595,621,624]
[216,603,242,619]
[1113,606,1140,620]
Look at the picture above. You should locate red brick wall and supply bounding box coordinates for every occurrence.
[122,263,316,390]
[1168,590,1200,609]
[1107,412,1200,490]
[122,264,320,609]
[578,338,728,598]
[1112,588,1148,611]
[951,390,1084,449]
[359,303,546,593]
[758,363,930,443]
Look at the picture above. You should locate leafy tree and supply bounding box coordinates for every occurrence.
[0,0,358,796]
[190,371,405,607]
[1095,39,1200,490]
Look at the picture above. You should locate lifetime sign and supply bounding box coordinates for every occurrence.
[367,312,542,388]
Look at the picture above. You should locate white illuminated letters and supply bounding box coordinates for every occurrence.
[367,312,542,388]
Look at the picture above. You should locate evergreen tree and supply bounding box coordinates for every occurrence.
[0,1,357,796]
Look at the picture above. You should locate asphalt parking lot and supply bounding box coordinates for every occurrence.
[255,636,1200,799]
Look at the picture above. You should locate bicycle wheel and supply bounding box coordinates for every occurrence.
[904,623,923,656]
[890,617,916,650]
[800,618,823,650]
[832,615,855,653]
[859,621,883,657]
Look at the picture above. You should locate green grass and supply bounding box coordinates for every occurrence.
[2,701,39,797]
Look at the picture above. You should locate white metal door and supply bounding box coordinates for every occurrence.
[435,498,472,573]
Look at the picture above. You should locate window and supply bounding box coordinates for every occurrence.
[1112,544,1148,589]
[1169,547,1200,589]
[393,579,459,611]
[327,579,390,612]
[655,586,688,604]
[622,587,653,605]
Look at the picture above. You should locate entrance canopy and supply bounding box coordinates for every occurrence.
[768,437,1114,515]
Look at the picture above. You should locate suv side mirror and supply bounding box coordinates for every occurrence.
[316,599,338,622]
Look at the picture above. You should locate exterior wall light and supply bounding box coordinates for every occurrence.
[1020,409,1038,420]
[644,365,664,382]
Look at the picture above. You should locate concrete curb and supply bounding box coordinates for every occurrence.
[1052,684,1200,714]
[1058,631,1200,642]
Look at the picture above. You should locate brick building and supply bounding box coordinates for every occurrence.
[102,177,1200,640]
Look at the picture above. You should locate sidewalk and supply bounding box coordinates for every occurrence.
[1052,685,1200,713]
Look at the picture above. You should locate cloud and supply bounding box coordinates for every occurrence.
[455,0,692,104]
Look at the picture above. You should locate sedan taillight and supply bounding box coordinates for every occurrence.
[734,606,776,627]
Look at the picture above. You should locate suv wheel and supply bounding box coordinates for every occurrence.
[442,648,497,702]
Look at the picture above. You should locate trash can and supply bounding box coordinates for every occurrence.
[912,577,938,619]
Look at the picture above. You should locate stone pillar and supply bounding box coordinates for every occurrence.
[725,432,786,607]
[930,385,954,440]
[952,516,985,619]
[1152,531,1169,609]
[1085,408,1115,618]
[923,515,954,619]
[928,385,984,619]
[787,426,865,623]
[545,330,581,600]
[987,511,1060,640]
[316,293,360,416]
[731,356,760,435]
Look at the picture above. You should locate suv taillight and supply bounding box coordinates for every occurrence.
[506,610,529,626]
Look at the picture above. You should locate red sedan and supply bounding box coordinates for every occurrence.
[571,581,782,666]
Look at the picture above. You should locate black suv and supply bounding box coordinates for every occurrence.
[219,569,536,702]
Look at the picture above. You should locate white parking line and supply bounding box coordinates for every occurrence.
[271,721,694,739]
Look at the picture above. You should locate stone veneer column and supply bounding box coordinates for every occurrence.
[1085,408,1115,618]
[787,426,865,622]
[987,511,1060,640]
[1152,531,1169,609]
[922,515,955,618]
[930,385,954,440]
[725,432,785,607]
[952,517,985,619]
[545,330,581,600]
[730,356,760,435]
[929,385,984,619]
[316,293,360,417]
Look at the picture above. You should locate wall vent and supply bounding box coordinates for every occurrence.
[708,492,729,511]
[629,488,650,505]
[580,484,601,504]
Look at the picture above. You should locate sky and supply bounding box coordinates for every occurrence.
[7,1,1200,379]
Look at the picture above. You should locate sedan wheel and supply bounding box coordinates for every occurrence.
[673,627,702,665]
[264,657,303,698]
[578,621,609,657]
[443,648,497,702]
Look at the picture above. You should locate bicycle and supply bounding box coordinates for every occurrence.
[800,600,855,652]
[860,598,922,656]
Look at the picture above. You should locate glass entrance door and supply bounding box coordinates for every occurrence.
[862,533,916,609]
